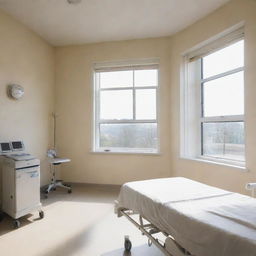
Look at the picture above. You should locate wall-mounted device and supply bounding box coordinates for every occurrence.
[67,0,82,4]
[8,84,24,100]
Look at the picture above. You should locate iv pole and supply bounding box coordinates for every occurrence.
[47,112,58,158]
[45,112,72,197]
[53,112,57,150]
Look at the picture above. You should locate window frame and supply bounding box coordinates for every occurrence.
[181,26,246,168]
[93,60,160,154]
[200,55,245,160]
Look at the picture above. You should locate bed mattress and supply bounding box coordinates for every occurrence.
[116,177,256,256]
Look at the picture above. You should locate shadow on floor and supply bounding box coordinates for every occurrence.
[101,244,163,256]
[0,212,43,236]
[36,213,108,256]
[41,184,120,207]
[0,184,127,256]
[0,184,118,238]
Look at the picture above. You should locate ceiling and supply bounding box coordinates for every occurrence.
[0,0,230,46]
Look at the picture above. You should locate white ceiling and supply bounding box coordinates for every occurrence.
[0,0,230,46]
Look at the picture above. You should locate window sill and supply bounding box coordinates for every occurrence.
[90,150,161,156]
[180,156,248,172]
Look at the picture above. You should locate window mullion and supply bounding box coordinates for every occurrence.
[100,87,133,91]
[95,73,101,150]
[133,70,136,120]
[200,115,244,122]
[98,119,156,124]
[200,122,204,156]
[100,86,156,91]
[201,66,244,83]
[200,59,204,118]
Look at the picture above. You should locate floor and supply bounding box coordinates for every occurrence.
[0,184,164,256]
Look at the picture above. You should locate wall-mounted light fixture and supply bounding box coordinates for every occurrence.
[67,0,82,4]
[8,84,24,100]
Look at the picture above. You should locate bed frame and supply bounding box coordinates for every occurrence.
[120,209,193,256]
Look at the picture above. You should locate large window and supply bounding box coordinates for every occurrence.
[182,28,245,166]
[201,40,244,161]
[93,62,159,153]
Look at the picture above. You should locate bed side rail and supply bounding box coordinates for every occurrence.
[120,209,192,256]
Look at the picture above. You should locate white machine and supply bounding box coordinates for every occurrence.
[0,141,44,228]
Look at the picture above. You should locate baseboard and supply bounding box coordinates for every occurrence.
[67,182,121,190]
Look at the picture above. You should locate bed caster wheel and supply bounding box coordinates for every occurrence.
[14,220,20,229]
[124,235,132,252]
[39,211,44,219]
[0,212,4,222]
[68,189,72,194]
[44,190,49,199]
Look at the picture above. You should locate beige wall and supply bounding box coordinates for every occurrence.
[55,0,256,193]
[1,0,254,197]
[170,0,256,194]
[55,38,172,185]
[0,10,55,188]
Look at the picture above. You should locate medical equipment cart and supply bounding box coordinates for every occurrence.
[1,141,44,228]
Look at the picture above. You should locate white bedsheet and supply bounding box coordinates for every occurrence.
[116,177,256,256]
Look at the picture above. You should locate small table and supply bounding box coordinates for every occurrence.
[44,157,72,198]
[48,158,71,165]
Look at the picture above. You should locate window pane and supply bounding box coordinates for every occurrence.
[136,89,156,120]
[100,71,133,88]
[100,123,157,150]
[100,90,132,120]
[134,69,158,87]
[203,40,244,79]
[203,71,244,117]
[202,122,244,161]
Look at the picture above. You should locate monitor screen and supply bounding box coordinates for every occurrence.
[0,142,11,152]
[11,141,23,150]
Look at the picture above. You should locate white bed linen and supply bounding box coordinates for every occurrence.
[116,177,256,256]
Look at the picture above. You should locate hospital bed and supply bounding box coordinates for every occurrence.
[115,177,256,256]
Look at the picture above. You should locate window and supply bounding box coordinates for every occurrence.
[93,62,159,153]
[182,28,245,166]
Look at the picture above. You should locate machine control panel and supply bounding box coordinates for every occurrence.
[0,142,12,153]
[0,141,25,155]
